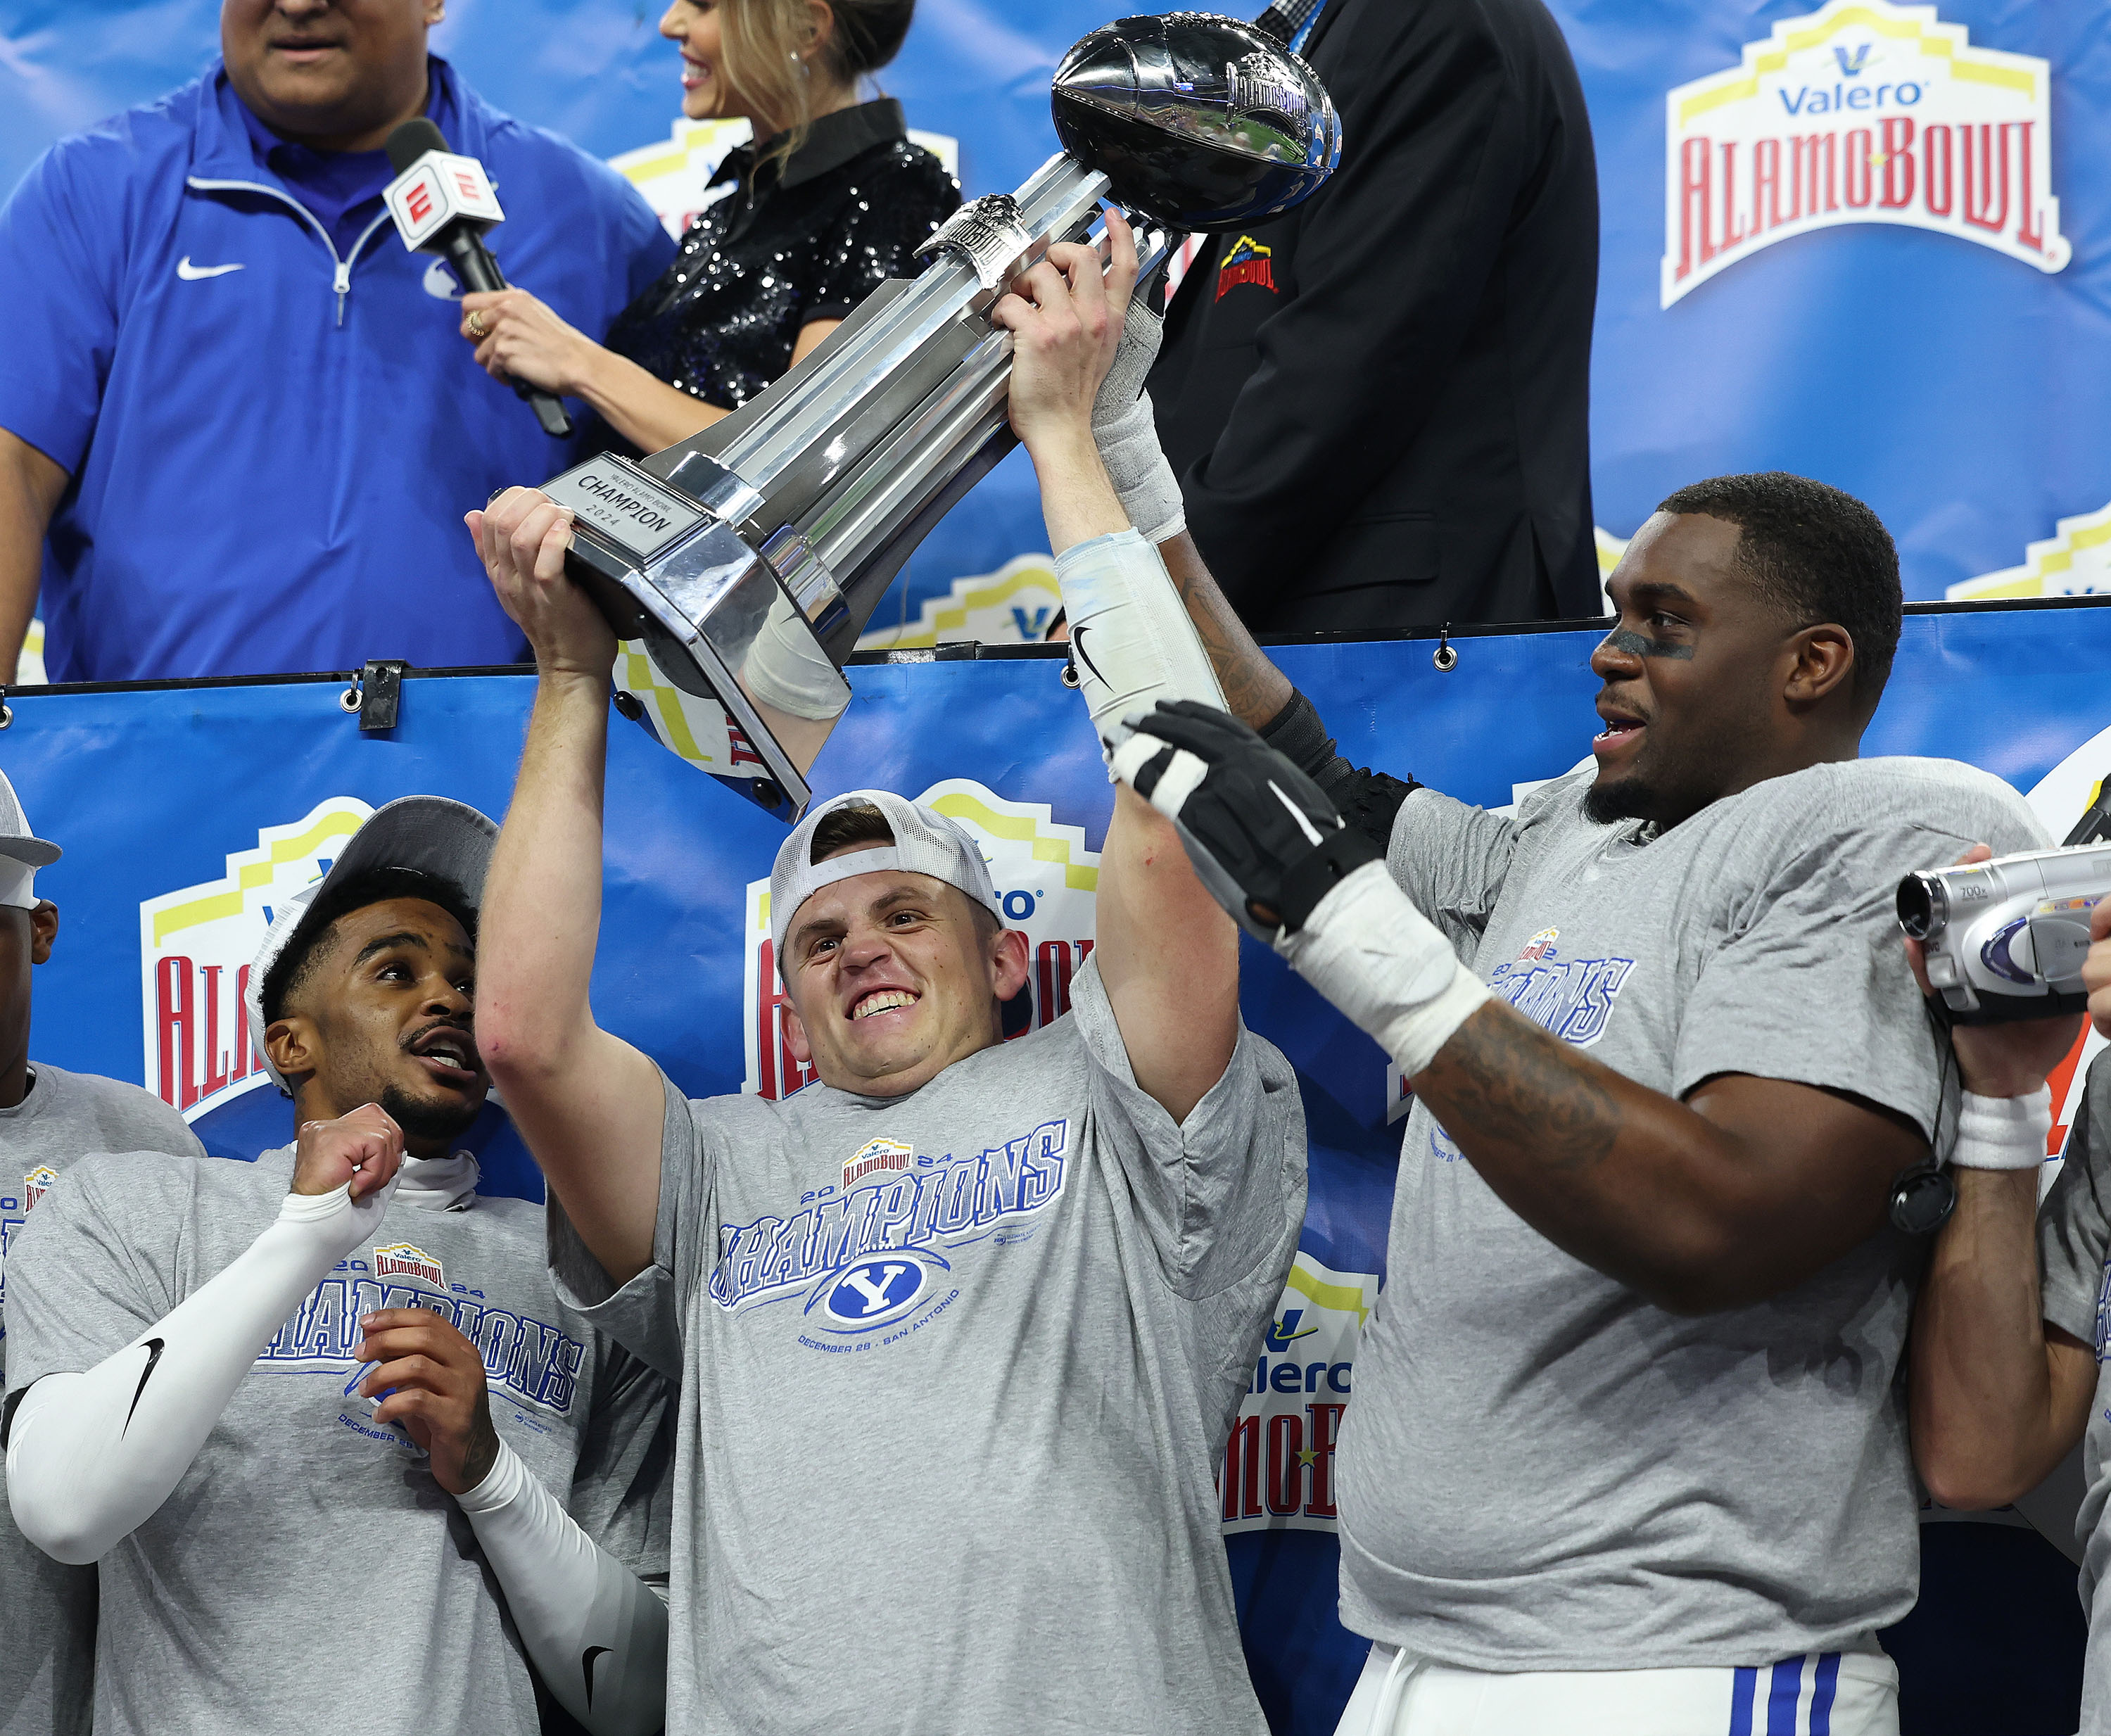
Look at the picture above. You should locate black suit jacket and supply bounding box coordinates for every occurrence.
[1148,0,1600,632]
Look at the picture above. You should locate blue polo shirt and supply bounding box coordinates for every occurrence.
[0,60,676,683]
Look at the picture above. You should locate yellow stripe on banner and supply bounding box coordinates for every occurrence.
[925,794,1099,891]
[1952,58,2036,96]
[616,144,696,183]
[1286,1261,1372,1327]
[875,566,1059,650]
[1955,575,2045,600]
[152,811,366,944]
[1679,80,1756,126]
[1676,8,2029,127]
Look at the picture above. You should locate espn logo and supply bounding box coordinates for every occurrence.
[384,151,504,252]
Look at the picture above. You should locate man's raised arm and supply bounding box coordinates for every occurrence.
[990,213,1237,1122]
[1908,893,2103,1509]
[1084,291,1417,849]
[1114,709,2034,1314]
[467,491,666,1285]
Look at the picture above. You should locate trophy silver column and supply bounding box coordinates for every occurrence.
[540,11,1340,819]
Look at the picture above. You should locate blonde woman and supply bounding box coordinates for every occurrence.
[457,0,958,453]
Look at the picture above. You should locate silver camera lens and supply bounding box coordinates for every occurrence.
[1895,872,1949,941]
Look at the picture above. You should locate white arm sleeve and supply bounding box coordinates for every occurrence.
[4,1175,395,1565]
[455,1439,668,1736]
[1056,528,1226,755]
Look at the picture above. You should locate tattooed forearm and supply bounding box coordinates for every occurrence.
[1158,532,1291,729]
[1427,1001,1623,1174]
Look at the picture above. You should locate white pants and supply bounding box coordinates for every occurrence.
[1333,1640,1901,1736]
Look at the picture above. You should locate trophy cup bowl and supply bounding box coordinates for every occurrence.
[540,12,1339,821]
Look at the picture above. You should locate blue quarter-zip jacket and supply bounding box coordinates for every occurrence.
[0,59,675,683]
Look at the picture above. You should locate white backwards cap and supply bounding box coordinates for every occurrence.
[770,790,1003,963]
[245,796,497,1094]
[0,766,60,912]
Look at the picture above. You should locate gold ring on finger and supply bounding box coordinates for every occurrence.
[466,310,489,339]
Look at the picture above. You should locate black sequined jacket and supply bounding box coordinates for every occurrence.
[602,98,960,431]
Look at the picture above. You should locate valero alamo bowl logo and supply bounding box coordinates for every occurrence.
[139,799,374,1120]
[1663,0,2067,305]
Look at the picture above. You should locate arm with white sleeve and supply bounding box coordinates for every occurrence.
[353,1300,671,1736]
[454,1440,669,1736]
[3,1105,404,1564]
[989,210,1238,1122]
[1074,247,1420,847]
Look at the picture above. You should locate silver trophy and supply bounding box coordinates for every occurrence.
[543,11,1340,819]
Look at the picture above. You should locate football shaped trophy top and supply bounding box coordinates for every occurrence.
[542,13,1339,818]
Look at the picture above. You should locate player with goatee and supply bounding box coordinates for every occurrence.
[4,798,671,1736]
[1094,458,2050,1728]
[1026,255,2064,1735]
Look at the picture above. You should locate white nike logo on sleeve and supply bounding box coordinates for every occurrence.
[177,257,245,280]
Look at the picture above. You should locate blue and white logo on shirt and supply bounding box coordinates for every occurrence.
[712,1118,1071,1350]
[809,1250,953,1333]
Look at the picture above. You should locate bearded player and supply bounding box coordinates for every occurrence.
[1077,337,2050,1732]
[466,211,1307,1735]
[4,798,671,1735]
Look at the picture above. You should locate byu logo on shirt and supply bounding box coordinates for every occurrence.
[811,1252,949,1333]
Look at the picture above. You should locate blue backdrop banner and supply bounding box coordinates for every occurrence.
[4,0,2107,641]
[6,602,2111,1730]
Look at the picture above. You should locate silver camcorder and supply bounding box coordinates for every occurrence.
[1897,843,2111,1023]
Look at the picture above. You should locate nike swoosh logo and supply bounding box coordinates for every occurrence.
[177,257,244,280]
[1069,623,1107,688]
[581,1645,612,1709]
[123,1338,166,1436]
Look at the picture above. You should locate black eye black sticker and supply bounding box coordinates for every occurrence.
[1601,627,1694,661]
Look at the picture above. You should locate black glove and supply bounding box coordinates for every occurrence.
[1112,699,1381,938]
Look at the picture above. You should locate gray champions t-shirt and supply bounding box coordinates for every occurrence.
[552,956,1307,1736]
[4,1143,673,1736]
[2036,1049,2111,1735]
[1,1062,202,1736]
[1338,756,2047,1671]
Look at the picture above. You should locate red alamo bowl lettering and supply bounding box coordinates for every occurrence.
[1215,234,1276,300]
[1661,0,2067,306]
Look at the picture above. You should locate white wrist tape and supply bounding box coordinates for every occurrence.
[1092,298,1184,545]
[6,1174,397,1564]
[1951,1087,2053,1171]
[457,1439,669,1736]
[1055,529,1224,754]
[1094,391,1185,545]
[740,591,851,723]
[1274,860,1492,1079]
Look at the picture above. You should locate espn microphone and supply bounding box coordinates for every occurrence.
[383,118,573,438]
